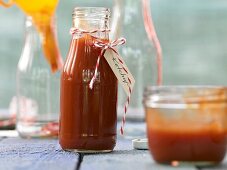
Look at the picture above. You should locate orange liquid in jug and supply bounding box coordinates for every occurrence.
[0,0,63,72]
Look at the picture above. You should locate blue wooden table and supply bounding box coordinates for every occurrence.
[0,127,227,170]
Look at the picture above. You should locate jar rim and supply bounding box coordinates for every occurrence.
[143,85,227,107]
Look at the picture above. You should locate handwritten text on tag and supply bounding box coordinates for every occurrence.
[104,49,135,96]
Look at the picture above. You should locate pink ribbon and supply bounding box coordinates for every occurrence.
[70,28,130,135]
[90,38,126,89]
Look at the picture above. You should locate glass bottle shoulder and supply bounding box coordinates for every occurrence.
[61,34,116,86]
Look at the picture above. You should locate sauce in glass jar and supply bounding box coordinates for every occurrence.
[144,86,227,166]
[59,7,117,153]
[148,128,226,163]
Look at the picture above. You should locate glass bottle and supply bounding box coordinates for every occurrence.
[59,7,117,153]
[16,17,60,138]
[114,0,160,119]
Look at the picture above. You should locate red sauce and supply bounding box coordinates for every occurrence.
[146,96,227,164]
[59,34,118,151]
[147,129,227,163]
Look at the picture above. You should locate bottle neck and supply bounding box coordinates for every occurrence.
[18,17,43,72]
[24,17,42,50]
[72,7,110,39]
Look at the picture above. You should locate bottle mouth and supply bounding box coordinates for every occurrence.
[73,7,110,20]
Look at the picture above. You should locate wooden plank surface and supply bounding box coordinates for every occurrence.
[0,131,227,170]
[81,135,227,170]
[0,137,79,170]
[81,136,197,170]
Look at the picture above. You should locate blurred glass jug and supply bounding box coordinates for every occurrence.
[111,0,162,122]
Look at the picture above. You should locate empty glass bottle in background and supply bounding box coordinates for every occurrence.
[115,0,161,119]
[16,17,61,138]
[112,0,162,137]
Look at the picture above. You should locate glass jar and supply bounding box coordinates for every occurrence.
[16,17,60,138]
[59,7,117,153]
[144,86,227,166]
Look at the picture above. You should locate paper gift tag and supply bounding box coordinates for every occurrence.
[104,49,135,96]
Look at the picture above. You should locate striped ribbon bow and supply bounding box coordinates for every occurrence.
[90,38,126,89]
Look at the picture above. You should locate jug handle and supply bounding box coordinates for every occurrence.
[142,0,163,85]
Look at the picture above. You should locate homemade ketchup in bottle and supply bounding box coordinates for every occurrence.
[59,7,117,153]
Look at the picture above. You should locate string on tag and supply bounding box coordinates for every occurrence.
[70,28,132,135]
